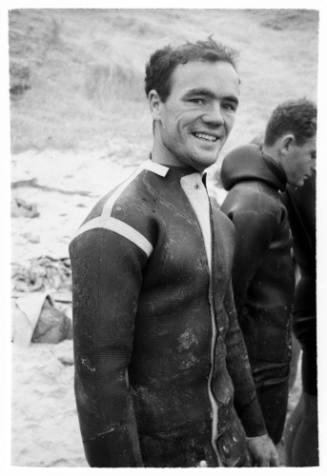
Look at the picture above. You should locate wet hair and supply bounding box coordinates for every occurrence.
[144,37,238,101]
[264,99,317,147]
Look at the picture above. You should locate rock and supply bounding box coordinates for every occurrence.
[22,232,40,243]
[54,340,74,366]
[11,197,40,218]
[57,354,74,366]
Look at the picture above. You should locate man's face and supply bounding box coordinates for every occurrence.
[283,136,316,187]
[150,60,240,172]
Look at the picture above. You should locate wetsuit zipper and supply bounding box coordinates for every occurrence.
[208,279,222,466]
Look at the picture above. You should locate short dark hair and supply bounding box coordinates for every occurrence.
[264,99,317,147]
[144,38,238,102]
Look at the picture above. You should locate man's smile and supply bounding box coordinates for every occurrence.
[192,131,220,142]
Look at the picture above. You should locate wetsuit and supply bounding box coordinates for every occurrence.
[221,144,294,444]
[69,159,267,467]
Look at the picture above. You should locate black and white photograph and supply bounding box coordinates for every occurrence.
[2,0,326,472]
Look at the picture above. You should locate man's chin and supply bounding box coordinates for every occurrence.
[192,156,219,171]
[193,147,221,167]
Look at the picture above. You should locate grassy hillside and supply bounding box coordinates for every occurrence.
[9,9,318,159]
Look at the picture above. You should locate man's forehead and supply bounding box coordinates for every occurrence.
[170,60,240,93]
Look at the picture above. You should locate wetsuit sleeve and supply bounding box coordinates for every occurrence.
[224,210,277,314]
[224,281,267,437]
[69,228,147,467]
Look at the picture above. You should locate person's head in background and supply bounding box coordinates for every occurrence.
[263,99,316,187]
[145,38,241,172]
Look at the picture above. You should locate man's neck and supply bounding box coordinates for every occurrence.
[151,139,182,168]
[261,143,288,187]
[262,144,280,165]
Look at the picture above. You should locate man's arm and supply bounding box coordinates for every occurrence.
[224,283,279,466]
[70,227,146,467]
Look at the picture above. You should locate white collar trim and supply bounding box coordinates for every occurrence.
[141,160,169,177]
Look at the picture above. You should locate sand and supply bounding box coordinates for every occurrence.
[11,149,131,467]
[12,341,86,467]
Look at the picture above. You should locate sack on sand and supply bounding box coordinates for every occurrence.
[12,293,72,346]
[32,295,72,344]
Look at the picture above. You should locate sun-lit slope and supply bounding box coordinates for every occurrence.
[9,9,318,154]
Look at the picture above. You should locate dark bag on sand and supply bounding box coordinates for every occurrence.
[32,295,72,344]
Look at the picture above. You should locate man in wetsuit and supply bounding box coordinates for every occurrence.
[220,99,316,446]
[69,38,278,467]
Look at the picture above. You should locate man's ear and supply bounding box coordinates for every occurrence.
[280,133,296,156]
[148,89,162,121]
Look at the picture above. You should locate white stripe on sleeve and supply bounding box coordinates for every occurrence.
[73,216,153,257]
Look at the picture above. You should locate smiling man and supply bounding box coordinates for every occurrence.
[69,39,277,467]
[220,99,317,446]
[148,59,239,171]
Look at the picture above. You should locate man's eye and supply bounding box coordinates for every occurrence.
[190,98,205,105]
[222,103,237,112]
[311,152,316,160]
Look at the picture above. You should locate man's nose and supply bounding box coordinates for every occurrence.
[202,102,224,125]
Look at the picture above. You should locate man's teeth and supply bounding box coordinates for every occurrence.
[193,132,218,142]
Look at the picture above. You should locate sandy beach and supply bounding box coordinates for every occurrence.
[11,149,131,467]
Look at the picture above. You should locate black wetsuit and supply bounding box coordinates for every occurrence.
[221,144,295,444]
[69,160,266,467]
